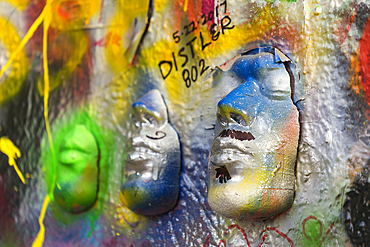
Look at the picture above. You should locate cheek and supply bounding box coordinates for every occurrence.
[277,109,300,159]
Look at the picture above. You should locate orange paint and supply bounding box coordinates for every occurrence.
[94,31,121,47]
[51,0,100,30]
[57,5,71,20]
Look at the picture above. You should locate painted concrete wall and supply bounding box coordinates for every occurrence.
[0,0,370,246]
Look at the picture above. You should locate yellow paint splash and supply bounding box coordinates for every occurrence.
[115,200,147,230]
[154,0,171,12]
[39,4,56,247]
[139,4,284,106]
[0,17,29,106]
[42,0,55,155]
[32,195,50,247]
[0,136,25,184]
[4,0,29,10]
[0,10,45,82]
[36,31,88,96]
[105,0,150,74]
[50,0,100,30]
[183,0,188,12]
[0,0,59,245]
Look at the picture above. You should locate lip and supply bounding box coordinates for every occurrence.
[209,127,257,166]
[130,135,162,152]
[218,129,255,141]
[124,151,158,176]
[125,134,162,162]
[126,151,155,162]
[125,139,161,177]
[211,135,254,153]
[210,151,247,165]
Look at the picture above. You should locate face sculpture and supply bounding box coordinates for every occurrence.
[49,113,105,214]
[54,125,99,213]
[207,49,300,220]
[120,89,181,215]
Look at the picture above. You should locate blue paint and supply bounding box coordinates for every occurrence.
[121,90,181,215]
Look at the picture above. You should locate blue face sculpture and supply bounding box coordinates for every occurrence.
[208,48,301,220]
[120,89,181,215]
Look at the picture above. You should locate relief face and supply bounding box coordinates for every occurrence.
[54,124,99,213]
[208,49,300,220]
[120,89,181,215]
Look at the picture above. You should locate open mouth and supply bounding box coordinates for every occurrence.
[218,129,255,141]
[215,166,232,184]
[210,129,257,183]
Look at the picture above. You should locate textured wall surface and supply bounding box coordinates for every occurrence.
[0,0,370,246]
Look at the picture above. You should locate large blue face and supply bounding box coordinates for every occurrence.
[120,89,181,215]
[208,50,300,220]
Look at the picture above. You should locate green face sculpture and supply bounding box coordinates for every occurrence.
[53,124,99,213]
[43,112,106,215]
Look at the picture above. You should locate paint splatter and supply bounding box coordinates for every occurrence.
[0,17,29,105]
[360,17,370,107]
[0,0,57,246]
[203,234,210,247]
[42,0,55,156]
[183,0,188,11]
[259,227,294,247]
[225,225,251,247]
[301,215,334,246]
[0,136,25,184]
[4,0,29,10]
[32,195,50,247]
[0,9,45,81]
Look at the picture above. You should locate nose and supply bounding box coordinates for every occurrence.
[132,89,168,127]
[217,101,255,128]
[217,82,258,128]
[132,104,159,127]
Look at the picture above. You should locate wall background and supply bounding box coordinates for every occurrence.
[0,0,370,246]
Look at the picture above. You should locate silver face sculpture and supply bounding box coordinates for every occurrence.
[120,89,181,215]
[208,47,301,220]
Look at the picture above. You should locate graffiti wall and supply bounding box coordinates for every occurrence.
[0,0,370,246]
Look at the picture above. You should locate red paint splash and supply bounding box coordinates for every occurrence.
[93,31,121,47]
[25,0,92,100]
[203,234,210,247]
[259,227,294,247]
[202,0,214,20]
[225,224,251,247]
[217,239,226,247]
[301,215,334,246]
[98,0,105,23]
[334,3,358,45]
[203,224,295,247]
[319,223,335,247]
[57,6,71,20]
[302,215,323,241]
[360,17,370,106]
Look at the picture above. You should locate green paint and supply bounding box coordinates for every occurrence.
[265,0,297,3]
[42,111,113,225]
[88,215,97,237]
[304,219,322,241]
[300,214,327,247]
[54,124,99,213]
